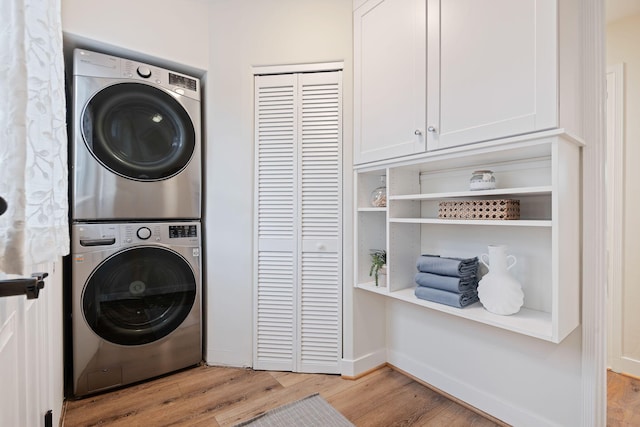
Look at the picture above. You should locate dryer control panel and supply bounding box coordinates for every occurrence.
[73,48,200,101]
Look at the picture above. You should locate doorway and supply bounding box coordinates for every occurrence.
[606,10,640,379]
[253,68,343,374]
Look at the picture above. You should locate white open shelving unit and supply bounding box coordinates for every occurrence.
[354,135,581,343]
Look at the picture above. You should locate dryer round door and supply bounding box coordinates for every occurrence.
[81,82,196,181]
[82,246,197,346]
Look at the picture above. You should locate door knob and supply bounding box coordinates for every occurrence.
[0,272,48,299]
[0,196,7,216]
[427,126,437,133]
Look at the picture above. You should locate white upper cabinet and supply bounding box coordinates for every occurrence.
[426,0,557,151]
[354,0,580,164]
[354,0,427,164]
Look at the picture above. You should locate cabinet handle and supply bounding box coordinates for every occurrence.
[414,129,422,136]
[427,126,437,133]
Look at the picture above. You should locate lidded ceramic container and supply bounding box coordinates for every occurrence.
[470,170,496,191]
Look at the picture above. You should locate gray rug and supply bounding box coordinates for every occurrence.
[233,393,354,427]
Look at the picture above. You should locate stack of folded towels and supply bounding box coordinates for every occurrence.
[414,254,479,308]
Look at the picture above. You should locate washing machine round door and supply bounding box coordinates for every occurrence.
[81,82,196,181]
[82,246,197,345]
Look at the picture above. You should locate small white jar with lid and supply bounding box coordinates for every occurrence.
[470,170,496,191]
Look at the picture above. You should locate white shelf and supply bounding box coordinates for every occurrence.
[353,137,580,344]
[357,207,388,212]
[389,218,552,227]
[356,283,553,341]
[389,186,552,201]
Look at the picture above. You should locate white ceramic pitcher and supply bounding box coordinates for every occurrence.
[477,245,524,315]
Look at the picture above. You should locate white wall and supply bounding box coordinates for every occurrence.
[60,0,355,372]
[61,0,210,72]
[59,1,585,425]
[205,0,354,366]
[387,303,582,426]
[607,13,640,368]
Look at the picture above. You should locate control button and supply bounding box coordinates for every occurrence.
[136,227,152,240]
[137,66,152,78]
[174,88,185,95]
[126,238,132,243]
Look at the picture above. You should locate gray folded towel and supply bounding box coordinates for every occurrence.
[414,285,479,308]
[416,254,478,278]
[414,272,478,293]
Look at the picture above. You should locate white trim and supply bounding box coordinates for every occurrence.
[606,64,625,373]
[387,350,564,427]
[252,61,344,76]
[341,348,387,377]
[581,0,607,425]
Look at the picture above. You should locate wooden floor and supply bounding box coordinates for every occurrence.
[607,370,640,426]
[62,364,503,426]
[62,365,640,426]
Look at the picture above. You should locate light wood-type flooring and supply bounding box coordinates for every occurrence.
[62,364,504,426]
[607,370,640,426]
[62,365,640,426]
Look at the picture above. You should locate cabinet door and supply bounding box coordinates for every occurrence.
[354,0,427,164]
[426,0,557,151]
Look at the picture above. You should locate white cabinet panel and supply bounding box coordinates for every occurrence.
[354,0,572,164]
[427,0,557,150]
[354,0,426,164]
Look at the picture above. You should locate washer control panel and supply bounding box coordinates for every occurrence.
[169,224,198,238]
[73,222,200,252]
[136,226,152,240]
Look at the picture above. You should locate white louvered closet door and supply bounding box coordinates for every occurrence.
[254,71,342,374]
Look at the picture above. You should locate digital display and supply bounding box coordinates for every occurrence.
[169,73,197,91]
[169,225,198,238]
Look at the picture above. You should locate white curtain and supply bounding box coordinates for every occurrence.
[0,0,69,275]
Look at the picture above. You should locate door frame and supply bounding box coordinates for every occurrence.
[606,63,633,374]
[252,62,345,373]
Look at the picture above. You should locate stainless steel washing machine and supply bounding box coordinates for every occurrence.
[71,221,202,397]
[71,49,201,220]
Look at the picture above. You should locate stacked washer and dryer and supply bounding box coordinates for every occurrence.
[70,49,202,397]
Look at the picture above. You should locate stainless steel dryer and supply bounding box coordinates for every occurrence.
[71,49,201,220]
[71,221,202,397]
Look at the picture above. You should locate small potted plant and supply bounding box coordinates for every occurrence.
[369,249,387,286]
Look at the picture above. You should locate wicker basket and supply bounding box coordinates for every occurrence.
[438,199,520,220]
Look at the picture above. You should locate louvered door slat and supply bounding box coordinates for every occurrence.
[298,72,342,374]
[255,70,342,375]
[254,74,297,371]
[300,252,340,367]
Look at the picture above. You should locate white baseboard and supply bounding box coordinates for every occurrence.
[387,350,562,427]
[341,348,387,377]
[204,349,251,368]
